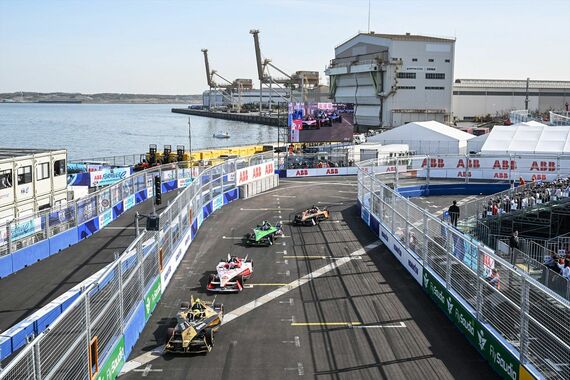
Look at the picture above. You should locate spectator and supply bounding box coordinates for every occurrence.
[561,259,570,280]
[448,201,460,227]
[509,231,520,263]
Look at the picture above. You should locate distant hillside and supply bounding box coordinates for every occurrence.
[0,92,203,104]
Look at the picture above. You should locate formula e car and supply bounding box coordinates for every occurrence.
[326,111,342,123]
[164,296,223,354]
[302,116,320,129]
[293,206,330,226]
[315,111,332,127]
[207,254,253,292]
[244,221,283,246]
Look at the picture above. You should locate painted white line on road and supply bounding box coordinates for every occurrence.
[120,241,381,376]
[273,195,297,198]
[240,208,294,211]
[318,201,343,205]
[222,236,243,240]
[338,190,357,193]
[352,321,407,329]
[104,226,138,230]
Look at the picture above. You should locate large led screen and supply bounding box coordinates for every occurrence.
[288,102,354,143]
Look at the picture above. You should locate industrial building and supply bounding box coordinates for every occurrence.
[452,79,570,121]
[326,32,456,130]
[0,149,68,222]
[202,85,330,108]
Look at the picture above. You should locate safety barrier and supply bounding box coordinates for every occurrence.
[0,152,276,377]
[357,157,570,380]
[0,162,208,278]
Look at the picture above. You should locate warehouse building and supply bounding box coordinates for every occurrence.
[452,79,570,121]
[325,32,456,130]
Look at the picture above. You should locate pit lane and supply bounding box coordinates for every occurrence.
[120,177,498,380]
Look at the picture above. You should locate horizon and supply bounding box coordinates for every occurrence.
[1,0,569,94]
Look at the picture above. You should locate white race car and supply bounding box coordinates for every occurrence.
[207,255,253,292]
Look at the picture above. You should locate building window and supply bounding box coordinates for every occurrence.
[54,159,66,176]
[17,166,32,185]
[0,169,13,189]
[397,72,416,79]
[36,162,50,180]
[445,59,450,63]
[426,73,445,79]
[425,86,445,90]
[412,58,417,62]
[427,67,436,71]
[428,58,434,62]
[397,86,416,90]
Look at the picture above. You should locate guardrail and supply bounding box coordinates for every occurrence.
[357,157,570,380]
[0,152,276,379]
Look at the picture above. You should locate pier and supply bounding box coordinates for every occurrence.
[171,108,281,126]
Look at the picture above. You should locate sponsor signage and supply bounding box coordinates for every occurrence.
[144,276,162,320]
[236,161,274,186]
[361,205,370,226]
[123,194,135,211]
[177,177,192,189]
[413,156,569,182]
[286,167,359,177]
[213,194,223,211]
[95,336,125,380]
[0,217,43,244]
[378,223,423,284]
[90,168,130,187]
[98,209,113,229]
[423,270,519,380]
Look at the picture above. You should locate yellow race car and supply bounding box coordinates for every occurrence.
[293,206,330,226]
[164,296,223,354]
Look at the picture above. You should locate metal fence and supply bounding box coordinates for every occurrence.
[0,152,273,380]
[0,161,209,257]
[358,157,570,380]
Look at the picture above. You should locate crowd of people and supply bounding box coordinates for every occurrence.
[286,159,353,169]
[480,177,570,218]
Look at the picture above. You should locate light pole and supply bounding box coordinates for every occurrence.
[188,117,192,171]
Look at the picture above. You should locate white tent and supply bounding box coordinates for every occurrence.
[480,123,570,155]
[367,120,475,154]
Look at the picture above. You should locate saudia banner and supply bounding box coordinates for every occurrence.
[90,167,131,187]
[423,270,520,380]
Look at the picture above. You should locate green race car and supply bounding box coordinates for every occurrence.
[243,221,283,247]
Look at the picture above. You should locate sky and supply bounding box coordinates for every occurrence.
[0,0,569,95]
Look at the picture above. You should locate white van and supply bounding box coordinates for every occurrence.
[353,134,367,145]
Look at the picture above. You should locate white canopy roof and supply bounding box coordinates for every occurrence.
[481,123,570,155]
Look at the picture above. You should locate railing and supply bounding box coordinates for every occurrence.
[357,157,570,380]
[0,152,274,379]
[0,160,209,259]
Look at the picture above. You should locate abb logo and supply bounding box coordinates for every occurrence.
[326,168,339,175]
[252,166,262,179]
[421,158,445,168]
[494,172,509,179]
[385,166,397,173]
[239,170,248,183]
[265,163,274,174]
[492,160,517,170]
[531,174,547,181]
[296,170,308,176]
[530,161,556,172]
[457,171,472,177]
[456,159,480,168]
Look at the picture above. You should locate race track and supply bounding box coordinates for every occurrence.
[120,177,498,380]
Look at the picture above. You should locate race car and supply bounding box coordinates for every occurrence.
[293,206,330,226]
[315,111,332,127]
[243,221,283,246]
[326,111,342,123]
[164,296,223,354]
[207,254,253,292]
[302,116,320,129]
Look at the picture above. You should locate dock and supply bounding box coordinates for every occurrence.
[171,108,281,126]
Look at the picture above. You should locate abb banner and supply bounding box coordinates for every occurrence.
[412,156,570,181]
[236,161,275,186]
[286,167,359,177]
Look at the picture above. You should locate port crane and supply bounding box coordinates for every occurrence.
[249,29,319,115]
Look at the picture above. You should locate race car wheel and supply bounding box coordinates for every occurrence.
[311,218,317,226]
[180,301,190,309]
[269,235,274,245]
[235,275,244,287]
[166,327,175,344]
[208,274,216,284]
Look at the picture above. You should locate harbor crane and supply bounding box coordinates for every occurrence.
[249,29,319,115]
[201,49,252,111]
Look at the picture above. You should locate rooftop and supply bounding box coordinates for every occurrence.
[454,79,570,89]
[0,148,63,160]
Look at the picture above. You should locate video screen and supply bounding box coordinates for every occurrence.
[288,102,354,143]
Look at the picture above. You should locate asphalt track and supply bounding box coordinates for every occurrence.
[121,177,498,380]
[0,189,180,333]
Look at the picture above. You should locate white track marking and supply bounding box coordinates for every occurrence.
[273,195,297,198]
[240,207,294,211]
[104,226,137,230]
[120,241,381,375]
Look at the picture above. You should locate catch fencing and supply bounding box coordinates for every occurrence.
[358,157,570,380]
[0,152,274,380]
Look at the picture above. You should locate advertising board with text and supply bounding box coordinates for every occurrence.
[236,161,274,186]
[288,102,354,143]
